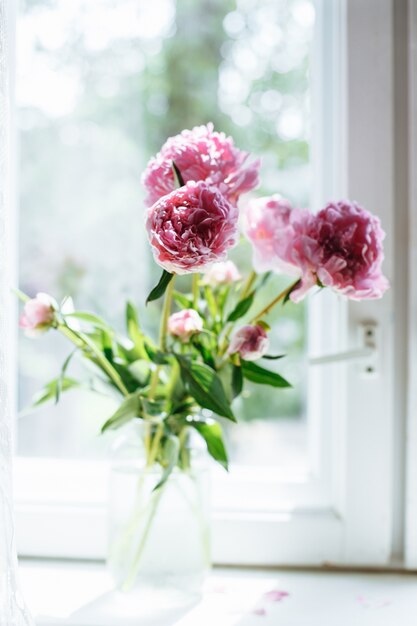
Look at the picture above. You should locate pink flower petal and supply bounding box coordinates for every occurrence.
[146,181,239,274]
[264,589,290,602]
[252,607,267,616]
[228,324,270,361]
[244,197,389,302]
[142,123,260,207]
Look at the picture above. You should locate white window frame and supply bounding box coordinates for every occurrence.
[11,0,411,567]
[405,0,417,569]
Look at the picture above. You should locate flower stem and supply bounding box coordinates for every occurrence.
[146,275,176,466]
[173,477,211,565]
[178,426,189,469]
[241,270,257,298]
[192,273,200,309]
[204,285,218,322]
[250,279,300,323]
[147,275,176,402]
[159,275,176,352]
[148,367,161,399]
[121,484,166,592]
[147,423,164,467]
[217,272,257,357]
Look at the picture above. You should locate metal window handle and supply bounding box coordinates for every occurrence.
[308,322,379,376]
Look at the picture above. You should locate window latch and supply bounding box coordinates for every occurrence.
[308,321,378,376]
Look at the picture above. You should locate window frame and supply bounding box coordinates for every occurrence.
[405,0,417,569]
[12,0,409,567]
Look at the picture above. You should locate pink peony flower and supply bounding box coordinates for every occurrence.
[243,195,311,276]
[19,293,57,337]
[142,123,260,207]
[245,197,389,303]
[228,324,269,361]
[168,309,203,341]
[289,201,390,302]
[146,180,239,274]
[203,260,241,286]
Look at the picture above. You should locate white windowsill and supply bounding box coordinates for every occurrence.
[20,559,417,626]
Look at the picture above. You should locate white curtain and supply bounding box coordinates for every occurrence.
[0,1,34,623]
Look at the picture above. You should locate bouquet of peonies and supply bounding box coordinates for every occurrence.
[19,124,388,484]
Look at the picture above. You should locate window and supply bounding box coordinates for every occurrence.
[14,0,403,567]
[17,0,314,471]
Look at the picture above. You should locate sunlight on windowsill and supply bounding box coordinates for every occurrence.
[20,559,417,626]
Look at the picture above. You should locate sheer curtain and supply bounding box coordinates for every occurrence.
[0,0,34,623]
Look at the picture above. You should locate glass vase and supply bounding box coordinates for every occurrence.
[107,440,211,603]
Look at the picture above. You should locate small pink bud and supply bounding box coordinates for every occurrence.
[168,309,203,341]
[228,324,269,361]
[19,293,57,337]
[203,261,241,286]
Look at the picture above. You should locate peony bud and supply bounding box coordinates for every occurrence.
[228,324,269,361]
[168,309,204,341]
[19,293,57,337]
[203,261,241,286]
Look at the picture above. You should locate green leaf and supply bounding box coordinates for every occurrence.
[128,359,151,386]
[111,361,142,393]
[204,285,218,320]
[144,340,171,364]
[256,320,271,332]
[154,435,180,491]
[231,365,243,398]
[262,354,285,360]
[55,349,78,404]
[146,270,174,304]
[171,399,196,416]
[101,328,114,361]
[142,397,166,417]
[172,161,185,187]
[32,377,80,409]
[190,419,228,470]
[259,271,272,287]
[283,279,301,304]
[125,302,142,346]
[241,360,291,388]
[126,301,140,331]
[101,393,142,433]
[227,291,255,322]
[124,302,148,361]
[172,291,193,309]
[191,337,216,369]
[176,355,236,421]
